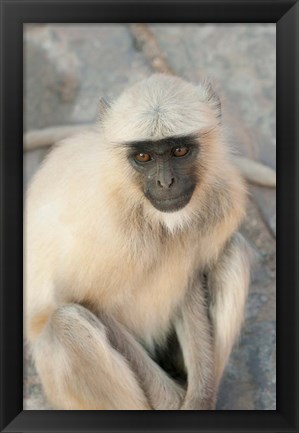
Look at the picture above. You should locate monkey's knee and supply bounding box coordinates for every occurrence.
[49,303,107,341]
[33,304,150,410]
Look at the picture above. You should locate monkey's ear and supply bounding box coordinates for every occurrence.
[197,81,222,124]
[98,97,111,122]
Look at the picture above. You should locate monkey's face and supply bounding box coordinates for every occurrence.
[127,134,199,213]
[102,74,222,220]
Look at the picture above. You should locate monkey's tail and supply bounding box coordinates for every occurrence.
[232,156,276,187]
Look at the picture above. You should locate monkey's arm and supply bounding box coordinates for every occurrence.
[92,310,185,410]
[208,232,251,388]
[176,233,250,410]
[175,278,216,410]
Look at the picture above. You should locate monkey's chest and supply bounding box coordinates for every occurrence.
[67,230,199,343]
[103,258,192,346]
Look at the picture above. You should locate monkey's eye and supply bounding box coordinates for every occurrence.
[135,153,152,163]
[172,147,189,157]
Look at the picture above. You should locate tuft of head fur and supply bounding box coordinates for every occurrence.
[101,74,220,143]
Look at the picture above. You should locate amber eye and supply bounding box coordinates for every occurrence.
[173,147,189,157]
[135,153,152,163]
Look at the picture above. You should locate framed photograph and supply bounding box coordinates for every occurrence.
[1,1,298,432]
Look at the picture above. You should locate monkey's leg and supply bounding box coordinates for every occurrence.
[92,311,185,410]
[175,279,216,410]
[208,233,250,388]
[33,304,151,410]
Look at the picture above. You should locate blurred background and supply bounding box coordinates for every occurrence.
[23,23,276,410]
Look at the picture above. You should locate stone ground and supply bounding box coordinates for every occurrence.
[23,24,276,410]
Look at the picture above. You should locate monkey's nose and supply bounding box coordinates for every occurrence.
[157,177,175,189]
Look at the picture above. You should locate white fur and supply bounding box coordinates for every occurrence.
[25,74,248,410]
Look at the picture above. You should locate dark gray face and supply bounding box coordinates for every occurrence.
[126,134,199,213]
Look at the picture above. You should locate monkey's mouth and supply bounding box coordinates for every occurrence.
[149,191,194,213]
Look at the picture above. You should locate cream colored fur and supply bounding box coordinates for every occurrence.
[25,74,249,410]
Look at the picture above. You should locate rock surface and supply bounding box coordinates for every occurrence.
[23,24,276,410]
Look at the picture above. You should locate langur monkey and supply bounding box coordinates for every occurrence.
[25,74,250,410]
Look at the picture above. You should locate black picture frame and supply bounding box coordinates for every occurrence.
[0,0,298,432]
